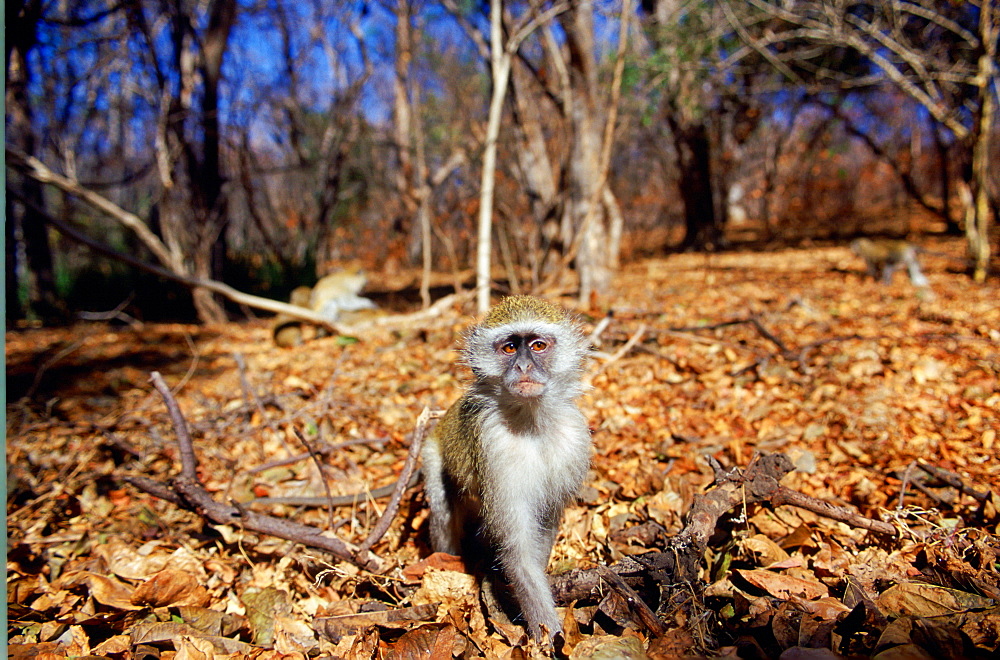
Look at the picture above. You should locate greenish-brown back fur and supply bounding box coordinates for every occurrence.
[479,296,567,328]
[434,396,484,492]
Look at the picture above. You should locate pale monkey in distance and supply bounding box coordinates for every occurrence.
[272,267,377,348]
[850,238,930,287]
[422,296,592,641]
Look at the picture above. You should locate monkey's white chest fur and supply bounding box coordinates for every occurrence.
[477,401,591,538]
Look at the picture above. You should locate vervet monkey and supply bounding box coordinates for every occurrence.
[850,238,929,287]
[421,296,592,640]
[309,267,376,319]
[271,268,377,347]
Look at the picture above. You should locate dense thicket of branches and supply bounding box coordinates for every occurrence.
[6,0,998,321]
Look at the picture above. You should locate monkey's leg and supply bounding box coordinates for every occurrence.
[421,443,463,555]
[905,257,929,287]
[492,509,562,639]
[881,263,901,284]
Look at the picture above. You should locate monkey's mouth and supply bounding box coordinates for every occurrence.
[511,379,545,397]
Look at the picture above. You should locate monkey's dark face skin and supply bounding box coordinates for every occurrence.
[495,333,555,398]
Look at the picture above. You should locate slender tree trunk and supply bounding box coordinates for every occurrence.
[931,123,959,235]
[561,0,610,303]
[476,0,515,313]
[509,56,560,287]
[393,0,424,268]
[414,91,432,308]
[969,2,996,282]
[604,187,624,269]
[6,0,60,319]
[667,115,718,250]
[189,0,236,322]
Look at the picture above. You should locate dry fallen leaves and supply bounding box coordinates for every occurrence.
[7,243,1000,658]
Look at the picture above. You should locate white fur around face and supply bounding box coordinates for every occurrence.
[465,321,588,383]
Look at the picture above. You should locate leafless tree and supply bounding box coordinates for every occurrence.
[727,0,998,280]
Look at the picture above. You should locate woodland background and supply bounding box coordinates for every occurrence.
[6,0,999,322]
[6,1,1000,658]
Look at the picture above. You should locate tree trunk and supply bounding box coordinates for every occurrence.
[667,116,719,250]
[931,123,960,235]
[6,0,61,319]
[393,0,424,268]
[476,0,515,313]
[509,55,560,286]
[561,0,611,303]
[969,2,996,283]
[189,0,237,321]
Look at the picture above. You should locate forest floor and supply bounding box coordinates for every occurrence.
[7,239,1000,659]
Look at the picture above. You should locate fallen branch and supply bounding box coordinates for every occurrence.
[9,187,340,329]
[770,485,897,536]
[552,452,898,611]
[917,459,992,503]
[596,565,667,637]
[10,184,470,332]
[355,408,441,555]
[124,371,386,572]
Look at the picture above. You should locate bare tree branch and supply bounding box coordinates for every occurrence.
[7,147,183,272]
[128,371,385,572]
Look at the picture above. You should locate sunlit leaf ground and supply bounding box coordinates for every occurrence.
[7,240,1000,658]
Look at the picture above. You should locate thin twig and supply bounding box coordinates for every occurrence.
[244,437,389,474]
[897,461,916,510]
[293,427,337,530]
[23,337,87,401]
[77,295,144,329]
[588,311,613,348]
[771,486,897,536]
[149,371,197,479]
[596,565,667,637]
[917,460,991,502]
[355,407,442,556]
[233,352,275,431]
[137,370,384,571]
[596,323,646,372]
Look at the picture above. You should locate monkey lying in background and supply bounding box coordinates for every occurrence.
[272,268,377,347]
[850,238,930,287]
[422,296,592,641]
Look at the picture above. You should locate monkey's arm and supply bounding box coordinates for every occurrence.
[249,470,421,507]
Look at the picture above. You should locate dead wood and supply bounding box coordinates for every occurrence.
[9,181,471,333]
[595,565,668,637]
[552,452,897,613]
[916,459,992,503]
[355,408,441,555]
[122,371,386,572]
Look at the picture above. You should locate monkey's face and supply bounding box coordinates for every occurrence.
[494,333,555,398]
[464,300,589,400]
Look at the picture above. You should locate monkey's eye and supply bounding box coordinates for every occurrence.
[529,339,548,352]
[500,342,518,355]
